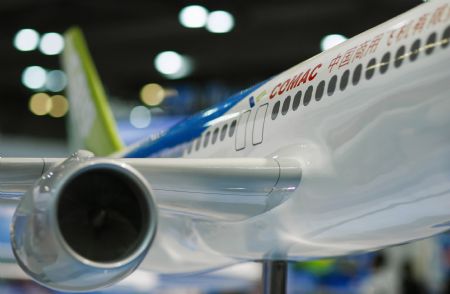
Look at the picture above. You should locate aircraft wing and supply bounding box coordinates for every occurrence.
[0,151,301,291]
[0,153,301,220]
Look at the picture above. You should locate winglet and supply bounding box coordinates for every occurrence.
[61,27,124,156]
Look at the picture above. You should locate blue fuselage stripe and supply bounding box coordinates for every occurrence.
[123,80,267,158]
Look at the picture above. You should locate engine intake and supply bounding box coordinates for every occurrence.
[57,167,151,264]
[11,151,157,291]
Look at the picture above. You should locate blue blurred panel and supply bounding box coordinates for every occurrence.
[117,115,185,146]
[0,205,15,261]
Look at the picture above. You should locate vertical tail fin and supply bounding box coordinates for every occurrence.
[61,27,124,156]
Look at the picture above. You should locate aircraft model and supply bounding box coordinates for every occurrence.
[1,0,450,292]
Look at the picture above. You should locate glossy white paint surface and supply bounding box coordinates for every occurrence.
[0,158,61,200]
[139,0,450,273]
[126,157,301,220]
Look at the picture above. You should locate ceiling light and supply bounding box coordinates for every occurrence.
[22,66,46,90]
[14,29,39,52]
[29,93,51,116]
[49,95,69,118]
[39,32,64,55]
[46,70,67,92]
[154,51,183,75]
[154,51,193,79]
[140,83,165,106]
[320,34,347,51]
[130,106,151,128]
[206,11,235,33]
[179,5,209,28]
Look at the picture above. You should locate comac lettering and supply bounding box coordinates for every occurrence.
[270,63,322,99]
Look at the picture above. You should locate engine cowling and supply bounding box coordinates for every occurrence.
[10,151,158,291]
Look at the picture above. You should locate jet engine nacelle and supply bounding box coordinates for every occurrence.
[10,151,158,291]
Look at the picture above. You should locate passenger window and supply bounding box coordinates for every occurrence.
[315,81,325,101]
[187,141,193,154]
[220,124,228,141]
[281,96,291,116]
[293,90,302,110]
[425,32,437,55]
[409,39,421,61]
[203,131,211,148]
[271,101,280,120]
[340,70,349,91]
[352,64,362,85]
[442,25,450,48]
[327,75,337,96]
[366,58,376,80]
[212,128,219,144]
[229,120,237,137]
[394,46,406,68]
[380,52,390,74]
[303,86,313,106]
[195,138,201,151]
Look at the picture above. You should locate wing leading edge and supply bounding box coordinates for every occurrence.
[0,154,301,220]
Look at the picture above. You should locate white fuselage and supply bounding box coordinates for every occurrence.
[141,0,450,273]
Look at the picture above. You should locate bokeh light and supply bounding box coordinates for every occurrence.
[22,66,46,90]
[29,93,51,116]
[140,83,165,106]
[206,11,235,33]
[46,70,67,92]
[154,51,193,79]
[13,29,39,52]
[154,51,183,75]
[179,5,208,28]
[320,34,348,51]
[39,32,64,55]
[130,106,151,128]
[49,95,69,118]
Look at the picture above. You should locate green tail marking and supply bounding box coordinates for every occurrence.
[62,27,123,156]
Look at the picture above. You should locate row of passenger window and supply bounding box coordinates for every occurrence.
[186,119,238,154]
[185,25,450,155]
[271,26,450,121]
